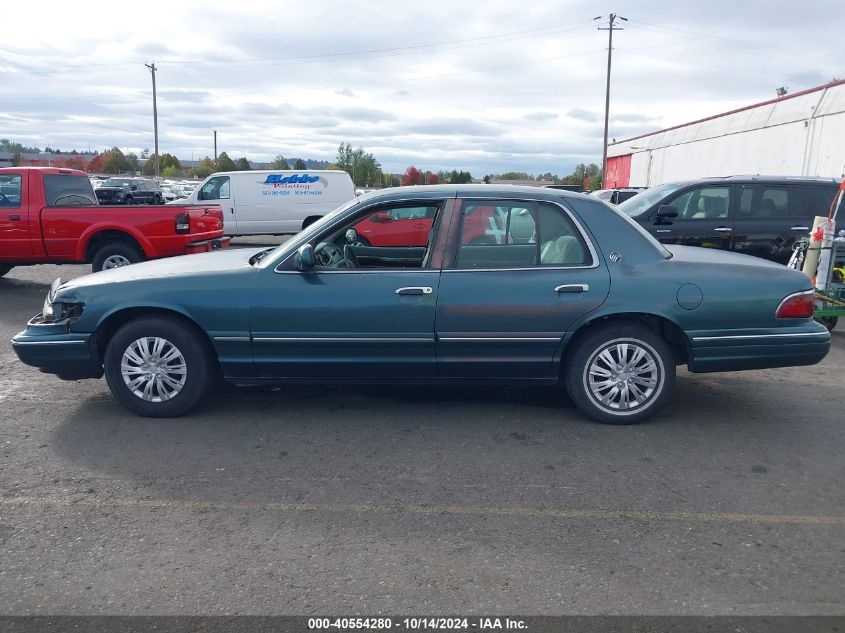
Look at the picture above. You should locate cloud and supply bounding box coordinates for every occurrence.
[524,111,558,122]
[567,108,602,123]
[334,88,356,98]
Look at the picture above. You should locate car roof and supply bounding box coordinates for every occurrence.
[356,184,593,203]
[669,175,842,186]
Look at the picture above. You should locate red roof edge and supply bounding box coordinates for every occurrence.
[612,79,845,146]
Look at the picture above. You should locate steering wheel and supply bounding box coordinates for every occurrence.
[315,242,344,267]
[343,244,360,269]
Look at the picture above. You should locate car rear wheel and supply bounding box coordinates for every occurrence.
[104,316,215,417]
[91,242,143,272]
[124,196,134,205]
[0,264,12,278]
[564,323,675,425]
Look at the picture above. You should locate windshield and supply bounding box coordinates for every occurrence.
[103,179,133,187]
[256,197,362,268]
[617,182,685,217]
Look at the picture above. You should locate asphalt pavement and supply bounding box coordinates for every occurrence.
[0,255,843,615]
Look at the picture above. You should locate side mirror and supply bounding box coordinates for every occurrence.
[372,211,392,223]
[656,205,679,219]
[130,185,138,191]
[294,243,315,270]
[345,228,359,243]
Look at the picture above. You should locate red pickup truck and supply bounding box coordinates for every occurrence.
[0,167,229,276]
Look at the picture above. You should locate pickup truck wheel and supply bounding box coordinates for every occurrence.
[564,323,675,425]
[92,242,143,272]
[104,316,215,417]
[124,196,134,205]
[0,264,13,278]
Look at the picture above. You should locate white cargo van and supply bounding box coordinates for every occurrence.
[184,170,355,236]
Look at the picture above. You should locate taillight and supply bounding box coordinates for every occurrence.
[175,212,190,234]
[775,290,815,318]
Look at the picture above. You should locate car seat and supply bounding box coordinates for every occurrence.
[540,235,586,265]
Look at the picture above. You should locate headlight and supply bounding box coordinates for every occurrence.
[40,278,85,323]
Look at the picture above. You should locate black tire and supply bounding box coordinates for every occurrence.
[302,215,322,230]
[0,264,12,278]
[816,316,838,332]
[564,322,676,425]
[833,270,844,284]
[124,196,134,205]
[91,242,143,272]
[151,194,163,205]
[104,316,215,417]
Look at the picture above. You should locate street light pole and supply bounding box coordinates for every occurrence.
[144,62,159,177]
[596,14,626,187]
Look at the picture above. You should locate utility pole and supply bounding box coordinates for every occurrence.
[213,130,218,169]
[145,62,159,177]
[596,14,626,187]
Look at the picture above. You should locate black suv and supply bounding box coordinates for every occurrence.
[618,176,841,264]
[95,178,162,205]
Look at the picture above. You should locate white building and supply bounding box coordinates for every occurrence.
[606,79,845,188]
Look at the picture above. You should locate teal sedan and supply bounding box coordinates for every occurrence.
[11,185,830,424]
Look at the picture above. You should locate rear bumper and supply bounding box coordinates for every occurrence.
[11,319,102,380]
[687,323,831,373]
[184,236,230,254]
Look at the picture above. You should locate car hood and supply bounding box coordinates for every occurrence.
[57,248,265,295]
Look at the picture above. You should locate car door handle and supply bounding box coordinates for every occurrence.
[713,227,733,232]
[8,214,21,221]
[555,284,589,293]
[395,286,433,295]
[790,226,809,231]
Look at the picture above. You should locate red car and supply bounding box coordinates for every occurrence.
[352,204,506,247]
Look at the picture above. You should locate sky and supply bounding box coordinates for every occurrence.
[2,0,843,176]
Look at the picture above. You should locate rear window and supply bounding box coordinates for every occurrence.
[804,185,840,216]
[44,174,97,206]
[0,175,22,208]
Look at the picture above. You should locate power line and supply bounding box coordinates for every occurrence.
[0,18,596,75]
[618,48,784,76]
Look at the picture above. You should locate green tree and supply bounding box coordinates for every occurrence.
[99,147,133,174]
[217,152,237,172]
[162,166,183,177]
[293,158,307,170]
[235,157,251,170]
[272,154,290,169]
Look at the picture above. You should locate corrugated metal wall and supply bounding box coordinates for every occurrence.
[607,81,845,187]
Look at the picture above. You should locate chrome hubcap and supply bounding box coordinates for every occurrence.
[121,337,187,402]
[586,340,660,412]
[103,254,132,269]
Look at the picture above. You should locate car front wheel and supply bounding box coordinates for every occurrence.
[104,316,215,417]
[564,323,675,424]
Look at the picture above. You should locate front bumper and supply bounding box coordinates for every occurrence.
[687,323,831,373]
[11,318,102,380]
[184,236,231,255]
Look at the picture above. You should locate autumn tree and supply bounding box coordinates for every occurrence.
[191,156,216,179]
[400,166,422,186]
[141,152,181,176]
[235,157,251,170]
[426,172,439,185]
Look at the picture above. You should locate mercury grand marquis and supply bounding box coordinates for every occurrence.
[11,185,831,424]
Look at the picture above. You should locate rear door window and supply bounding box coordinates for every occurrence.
[805,186,840,216]
[43,174,97,206]
[737,185,807,218]
[456,201,590,268]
